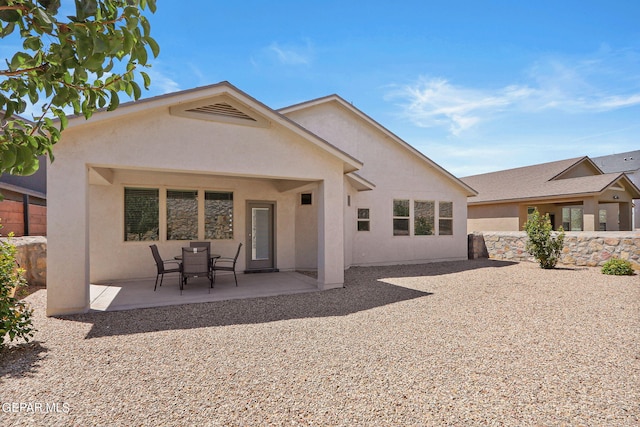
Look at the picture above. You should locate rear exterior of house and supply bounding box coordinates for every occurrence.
[46,82,475,316]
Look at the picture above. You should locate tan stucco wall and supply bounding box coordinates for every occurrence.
[285,102,470,266]
[467,204,520,232]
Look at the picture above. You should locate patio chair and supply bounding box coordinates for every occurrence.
[212,243,242,287]
[190,241,212,269]
[180,246,213,294]
[150,244,182,291]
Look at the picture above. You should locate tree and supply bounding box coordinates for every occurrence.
[0,0,158,177]
[524,208,565,269]
[0,226,34,348]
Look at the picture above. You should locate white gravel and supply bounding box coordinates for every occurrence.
[1,259,639,426]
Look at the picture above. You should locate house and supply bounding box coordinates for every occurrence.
[0,162,47,239]
[592,150,640,230]
[46,82,476,315]
[461,156,640,232]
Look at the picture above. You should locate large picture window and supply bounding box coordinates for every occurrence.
[414,200,435,235]
[393,199,410,236]
[124,188,159,241]
[166,189,198,240]
[205,191,234,239]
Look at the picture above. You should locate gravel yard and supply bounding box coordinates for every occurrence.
[1,259,639,426]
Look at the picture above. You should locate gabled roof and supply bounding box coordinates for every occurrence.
[279,95,477,197]
[461,156,640,204]
[63,81,363,174]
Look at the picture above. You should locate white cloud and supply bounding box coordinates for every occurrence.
[266,41,313,66]
[390,77,532,135]
[391,48,640,136]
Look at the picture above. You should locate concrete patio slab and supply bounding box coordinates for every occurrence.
[90,271,319,312]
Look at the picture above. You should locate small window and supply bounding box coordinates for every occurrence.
[167,189,198,240]
[301,193,312,205]
[124,188,159,241]
[414,200,435,236]
[357,208,370,231]
[438,201,453,235]
[393,199,410,236]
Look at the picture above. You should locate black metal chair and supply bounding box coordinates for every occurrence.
[149,244,182,291]
[212,243,242,287]
[180,246,213,294]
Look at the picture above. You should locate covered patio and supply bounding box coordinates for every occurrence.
[90,271,319,312]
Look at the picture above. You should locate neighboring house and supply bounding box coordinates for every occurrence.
[592,150,640,230]
[0,114,47,236]
[47,82,476,315]
[461,156,640,232]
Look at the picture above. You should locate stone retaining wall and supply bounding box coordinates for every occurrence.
[0,236,47,286]
[469,231,640,270]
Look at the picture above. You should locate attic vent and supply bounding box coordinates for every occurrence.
[186,102,256,122]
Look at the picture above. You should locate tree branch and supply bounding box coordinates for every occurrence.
[0,64,49,77]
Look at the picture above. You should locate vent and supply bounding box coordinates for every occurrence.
[186,102,256,122]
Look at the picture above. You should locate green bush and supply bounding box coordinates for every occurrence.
[601,258,635,276]
[0,227,35,349]
[524,208,565,269]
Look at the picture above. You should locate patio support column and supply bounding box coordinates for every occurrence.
[582,197,597,231]
[47,163,90,316]
[317,176,344,289]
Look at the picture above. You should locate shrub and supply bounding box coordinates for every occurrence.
[0,227,35,349]
[524,208,565,269]
[601,258,635,276]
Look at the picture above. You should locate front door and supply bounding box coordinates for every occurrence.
[246,202,275,271]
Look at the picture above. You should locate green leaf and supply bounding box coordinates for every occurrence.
[34,8,54,33]
[0,21,16,37]
[0,145,17,170]
[0,7,20,23]
[135,44,148,65]
[130,81,141,100]
[107,90,119,111]
[75,0,97,21]
[23,36,43,51]
[140,71,151,89]
[10,52,31,71]
[140,16,150,37]
[146,36,160,58]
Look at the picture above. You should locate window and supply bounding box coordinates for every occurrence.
[438,201,453,235]
[527,206,536,221]
[599,209,607,231]
[301,193,312,205]
[414,201,435,235]
[124,188,159,241]
[562,207,583,231]
[393,199,410,236]
[357,208,370,231]
[205,191,233,239]
[166,190,198,240]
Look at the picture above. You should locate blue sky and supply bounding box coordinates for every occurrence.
[9,1,640,176]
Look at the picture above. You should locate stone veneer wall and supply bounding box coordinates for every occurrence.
[469,231,640,270]
[0,236,47,286]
